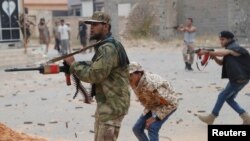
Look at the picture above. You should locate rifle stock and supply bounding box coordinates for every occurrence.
[47,40,103,64]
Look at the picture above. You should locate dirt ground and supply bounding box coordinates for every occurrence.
[0,39,249,141]
[0,123,46,141]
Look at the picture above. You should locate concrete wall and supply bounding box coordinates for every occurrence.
[177,0,229,36]
[81,1,94,17]
[28,10,53,39]
[228,0,250,42]
[177,0,250,40]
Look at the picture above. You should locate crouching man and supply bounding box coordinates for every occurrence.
[129,62,178,141]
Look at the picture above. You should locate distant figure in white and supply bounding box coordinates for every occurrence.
[58,19,70,55]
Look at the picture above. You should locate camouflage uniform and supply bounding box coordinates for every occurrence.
[70,11,130,141]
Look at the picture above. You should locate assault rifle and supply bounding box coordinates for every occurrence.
[5,61,91,104]
[166,25,179,30]
[193,48,215,71]
[4,40,107,103]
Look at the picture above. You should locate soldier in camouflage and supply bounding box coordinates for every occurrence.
[129,62,178,141]
[64,11,130,141]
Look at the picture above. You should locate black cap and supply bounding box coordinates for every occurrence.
[219,31,234,39]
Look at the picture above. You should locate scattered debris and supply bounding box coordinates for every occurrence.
[245,93,250,96]
[75,107,83,109]
[24,122,33,124]
[177,98,183,101]
[29,90,35,93]
[41,98,47,101]
[66,122,68,128]
[176,92,183,95]
[197,110,206,113]
[49,121,58,124]
[5,104,12,107]
[37,123,45,126]
[176,119,183,124]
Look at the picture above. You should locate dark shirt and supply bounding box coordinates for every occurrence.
[222,40,250,82]
[79,23,87,37]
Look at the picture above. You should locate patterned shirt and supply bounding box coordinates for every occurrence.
[131,72,178,120]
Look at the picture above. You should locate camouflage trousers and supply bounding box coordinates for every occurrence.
[94,114,125,141]
[182,42,195,64]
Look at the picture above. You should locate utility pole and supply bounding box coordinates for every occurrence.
[104,0,119,39]
[158,0,178,40]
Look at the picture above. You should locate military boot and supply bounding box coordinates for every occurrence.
[198,114,216,125]
[240,112,250,125]
[188,64,193,71]
[185,62,188,70]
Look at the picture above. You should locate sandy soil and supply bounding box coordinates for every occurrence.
[0,123,46,141]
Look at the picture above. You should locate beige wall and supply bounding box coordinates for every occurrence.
[24,0,68,10]
[28,10,53,39]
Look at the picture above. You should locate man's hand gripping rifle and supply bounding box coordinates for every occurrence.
[193,48,215,71]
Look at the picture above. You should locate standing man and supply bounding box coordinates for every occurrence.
[19,13,35,54]
[58,19,70,55]
[77,20,88,51]
[198,31,250,125]
[64,11,130,141]
[38,18,50,55]
[129,62,178,141]
[177,18,197,71]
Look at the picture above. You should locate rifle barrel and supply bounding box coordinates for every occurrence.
[5,67,42,72]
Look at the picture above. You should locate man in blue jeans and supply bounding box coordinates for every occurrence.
[198,31,250,125]
[129,62,178,141]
